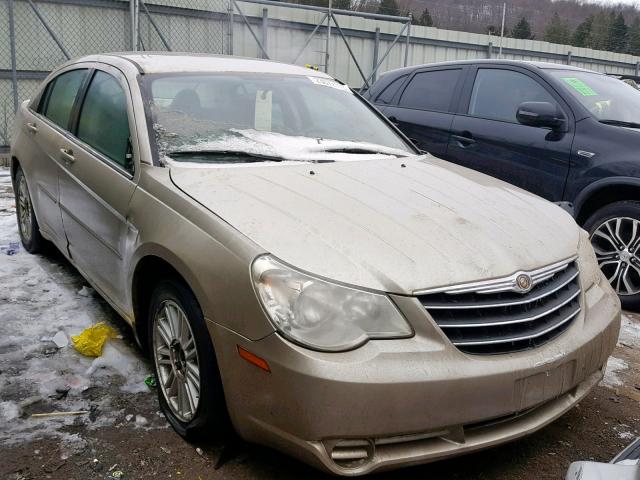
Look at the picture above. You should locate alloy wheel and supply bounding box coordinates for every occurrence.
[153,300,201,422]
[591,216,640,296]
[17,175,33,243]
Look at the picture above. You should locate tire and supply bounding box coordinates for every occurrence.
[14,167,46,254]
[583,200,640,310]
[147,278,230,440]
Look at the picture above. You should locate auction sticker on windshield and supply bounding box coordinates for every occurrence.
[562,77,598,96]
[308,76,350,91]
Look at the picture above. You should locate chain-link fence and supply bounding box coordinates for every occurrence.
[1,0,226,149]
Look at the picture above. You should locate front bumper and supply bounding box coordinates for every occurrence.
[208,279,620,475]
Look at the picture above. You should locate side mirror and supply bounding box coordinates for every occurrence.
[516,101,565,130]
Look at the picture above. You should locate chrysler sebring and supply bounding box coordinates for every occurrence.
[10,53,620,475]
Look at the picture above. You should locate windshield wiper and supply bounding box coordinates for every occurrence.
[319,146,408,157]
[599,119,640,129]
[167,150,285,163]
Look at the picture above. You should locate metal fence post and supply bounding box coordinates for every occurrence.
[228,0,234,55]
[8,0,19,114]
[372,27,380,83]
[325,0,332,73]
[130,0,138,51]
[230,0,269,59]
[261,8,268,59]
[567,51,572,65]
[364,20,410,85]
[487,41,493,59]
[404,14,411,67]
[135,0,141,50]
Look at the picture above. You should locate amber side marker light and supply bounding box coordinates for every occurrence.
[237,346,271,372]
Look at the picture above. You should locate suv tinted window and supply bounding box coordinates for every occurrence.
[42,69,87,129]
[77,71,131,170]
[398,69,461,112]
[376,75,407,105]
[469,69,557,123]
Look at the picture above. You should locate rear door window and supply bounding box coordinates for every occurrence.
[375,75,408,105]
[76,70,131,170]
[468,69,558,123]
[398,69,462,112]
[42,69,88,130]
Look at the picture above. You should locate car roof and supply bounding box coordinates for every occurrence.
[384,59,596,77]
[70,52,332,78]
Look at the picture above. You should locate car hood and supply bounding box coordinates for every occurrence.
[169,155,579,294]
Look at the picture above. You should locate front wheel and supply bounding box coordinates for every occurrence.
[584,201,640,310]
[148,279,230,440]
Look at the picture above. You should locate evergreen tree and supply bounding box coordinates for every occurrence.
[377,0,399,16]
[572,15,593,47]
[609,12,628,52]
[544,12,571,44]
[591,11,613,50]
[415,7,434,27]
[628,17,640,55]
[511,16,533,39]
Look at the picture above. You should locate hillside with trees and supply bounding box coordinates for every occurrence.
[291,0,640,54]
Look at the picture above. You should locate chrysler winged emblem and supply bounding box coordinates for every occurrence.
[515,273,533,293]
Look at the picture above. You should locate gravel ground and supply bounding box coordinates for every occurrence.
[1,166,639,480]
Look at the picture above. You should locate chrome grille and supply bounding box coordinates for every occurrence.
[417,258,581,355]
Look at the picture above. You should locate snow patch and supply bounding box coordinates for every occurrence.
[619,314,640,349]
[162,128,409,168]
[0,401,20,421]
[602,356,629,388]
[86,343,149,394]
[0,168,160,447]
[77,285,94,297]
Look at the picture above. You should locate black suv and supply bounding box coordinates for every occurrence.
[363,59,640,308]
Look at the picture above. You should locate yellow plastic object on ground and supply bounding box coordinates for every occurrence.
[71,322,118,357]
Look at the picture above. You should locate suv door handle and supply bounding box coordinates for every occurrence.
[388,115,400,126]
[59,148,75,164]
[451,132,476,147]
[26,122,38,134]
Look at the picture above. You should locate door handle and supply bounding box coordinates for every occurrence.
[451,132,476,147]
[388,115,400,126]
[59,148,75,164]
[26,122,38,134]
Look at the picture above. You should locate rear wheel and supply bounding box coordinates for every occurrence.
[14,167,45,254]
[148,278,230,440]
[584,201,640,310]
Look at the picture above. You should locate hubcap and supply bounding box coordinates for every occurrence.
[17,176,33,243]
[153,300,200,422]
[591,217,640,296]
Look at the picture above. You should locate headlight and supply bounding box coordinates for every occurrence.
[251,255,413,351]
[577,229,602,290]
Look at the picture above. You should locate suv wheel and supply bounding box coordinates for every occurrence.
[148,279,230,440]
[584,201,640,309]
[14,167,45,253]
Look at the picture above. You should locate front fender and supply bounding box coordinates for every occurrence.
[126,166,275,341]
[573,176,640,221]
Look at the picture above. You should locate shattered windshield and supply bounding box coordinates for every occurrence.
[143,73,414,164]
[550,70,640,125]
